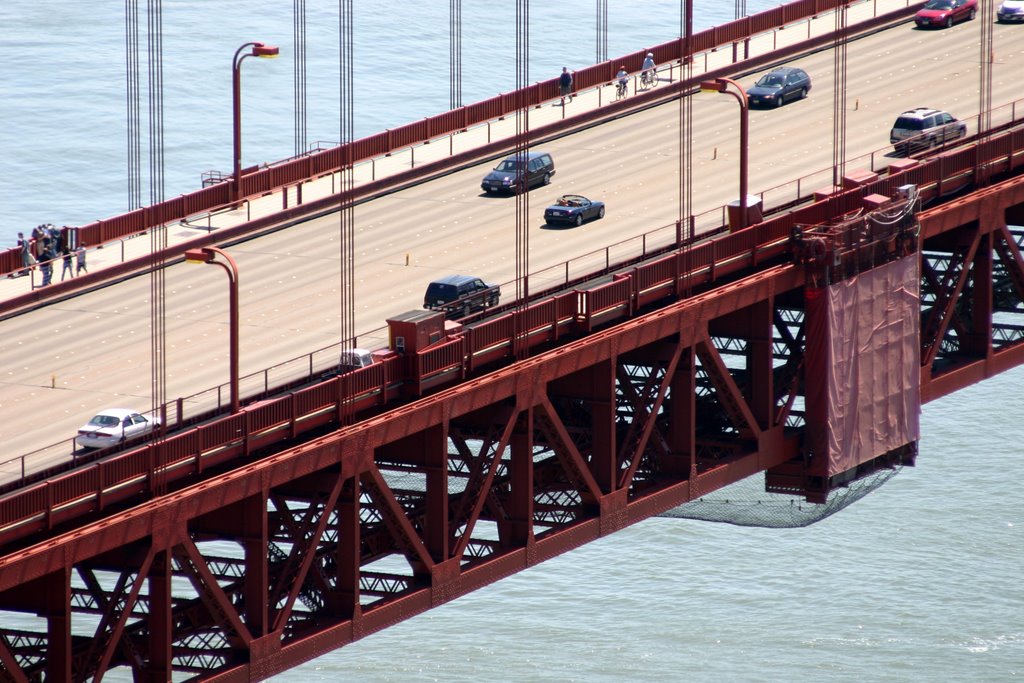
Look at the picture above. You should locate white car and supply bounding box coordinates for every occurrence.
[998,0,1024,21]
[75,408,161,450]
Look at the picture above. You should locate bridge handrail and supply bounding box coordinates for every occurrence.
[2,119,1023,550]
[0,0,917,278]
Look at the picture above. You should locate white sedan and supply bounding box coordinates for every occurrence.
[75,408,161,450]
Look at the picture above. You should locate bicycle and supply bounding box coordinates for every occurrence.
[615,80,628,99]
[641,69,657,89]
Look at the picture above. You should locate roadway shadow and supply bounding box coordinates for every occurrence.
[539,222,579,231]
[478,190,541,199]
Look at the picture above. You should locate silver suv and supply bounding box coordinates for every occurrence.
[890,108,967,155]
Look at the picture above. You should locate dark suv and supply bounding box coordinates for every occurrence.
[890,108,967,155]
[424,275,501,318]
[481,151,555,194]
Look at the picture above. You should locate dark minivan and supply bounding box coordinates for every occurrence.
[481,151,555,194]
[424,275,501,318]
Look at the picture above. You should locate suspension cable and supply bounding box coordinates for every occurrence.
[339,0,356,424]
[977,0,993,185]
[147,0,168,484]
[125,0,142,211]
[679,0,694,299]
[513,0,530,360]
[831,3,848,191]
[294,0,308,156]
[450,0,462,110]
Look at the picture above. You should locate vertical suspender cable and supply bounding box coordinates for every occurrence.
[513,0,530,359]
[294,0,308,156]
[147,0,165,224]
[147,0,168,475]
[679,0,694,299]
[450,0,462,110]
[595,0,608,65]
[339,0,356,424]
[831,3,848,198]
[977,0,993,185]
[125,0,142,211]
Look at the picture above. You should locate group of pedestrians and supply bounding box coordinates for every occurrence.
[13,224,87,287]
[558,51,657,106]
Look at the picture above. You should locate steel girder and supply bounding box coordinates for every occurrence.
[917,173,1024,400]
[0,264,809,681]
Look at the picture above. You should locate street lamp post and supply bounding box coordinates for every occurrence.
[700,77,750,231]
[185,247,240,414]
[233,41,280,202]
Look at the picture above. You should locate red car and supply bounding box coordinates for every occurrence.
[914,0,977,28]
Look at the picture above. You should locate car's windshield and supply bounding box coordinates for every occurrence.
[88,414,121,428]
[756,74,784,87]
[923,0,954,8]
[495,159,523,172]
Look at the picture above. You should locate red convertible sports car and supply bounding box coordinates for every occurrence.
[914,0,977,28]
[543,195,606,227]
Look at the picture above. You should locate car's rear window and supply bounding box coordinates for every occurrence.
[426,283,457,299]
[89,415,121,427]
[894,117,926,130]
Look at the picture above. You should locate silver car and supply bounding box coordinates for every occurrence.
[76,408,161,450]
[889,107,966,155]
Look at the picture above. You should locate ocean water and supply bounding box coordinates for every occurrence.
[1,1,1022,681]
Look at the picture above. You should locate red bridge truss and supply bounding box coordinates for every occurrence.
[1,124,1023,678]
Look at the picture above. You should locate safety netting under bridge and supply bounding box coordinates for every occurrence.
[659,465,904,529]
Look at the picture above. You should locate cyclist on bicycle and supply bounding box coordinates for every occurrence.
[642,52,656,86]
[616,66,629,96]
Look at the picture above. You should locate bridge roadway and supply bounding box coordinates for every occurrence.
[1,15,1021,466]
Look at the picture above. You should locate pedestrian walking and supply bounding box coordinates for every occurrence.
[75,245,88,275]
[61,249,74,281]
[559,66,573,105]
